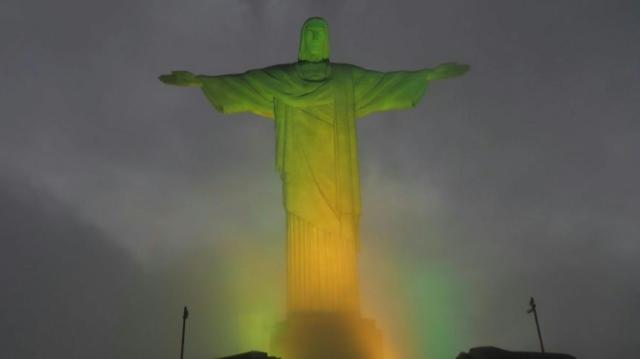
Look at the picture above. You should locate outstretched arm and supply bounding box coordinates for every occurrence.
[159,71,202,87]
[353,62,469,119]
[160,68,279,119]
[422,62,470,81]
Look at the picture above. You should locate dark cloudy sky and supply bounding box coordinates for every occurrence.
[1,1,638,358]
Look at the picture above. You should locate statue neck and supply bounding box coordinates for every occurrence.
[296,60,331,81]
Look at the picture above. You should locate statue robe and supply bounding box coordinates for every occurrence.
[199,63,429,312]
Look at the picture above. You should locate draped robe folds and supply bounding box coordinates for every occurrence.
[199,63,429,312]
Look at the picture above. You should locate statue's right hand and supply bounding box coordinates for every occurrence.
[159,71,201,87]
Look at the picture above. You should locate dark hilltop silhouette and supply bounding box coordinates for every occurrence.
[216,351,279,359]
[457,346,577,359]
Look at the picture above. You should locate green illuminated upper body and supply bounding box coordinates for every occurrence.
[160,17,469,234]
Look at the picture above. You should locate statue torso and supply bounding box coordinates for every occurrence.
[275,63,360,230]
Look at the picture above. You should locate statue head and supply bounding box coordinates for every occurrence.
[298,17,330,62]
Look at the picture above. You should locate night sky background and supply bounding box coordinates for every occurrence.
[1,1,639,358]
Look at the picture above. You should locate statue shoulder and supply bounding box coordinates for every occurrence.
[329,62,362,73]
[236,63,298,84]
[329,63,372,82]
[261,63,297,75]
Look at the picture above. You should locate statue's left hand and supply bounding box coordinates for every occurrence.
[426,62,470,80]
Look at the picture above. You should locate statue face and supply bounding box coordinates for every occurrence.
[298,17,330,62]
[304,26,326,57]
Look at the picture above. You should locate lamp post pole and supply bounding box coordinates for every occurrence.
[180,306,189,359]
[527,297,545,353]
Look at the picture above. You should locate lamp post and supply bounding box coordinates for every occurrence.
[527,297,545,353]
[180,306,189,359]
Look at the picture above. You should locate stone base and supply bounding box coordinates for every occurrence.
[270,312,383,359]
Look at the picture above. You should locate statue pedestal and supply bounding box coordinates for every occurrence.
[271,312,383,359]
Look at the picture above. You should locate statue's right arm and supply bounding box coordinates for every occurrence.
[160,68,276,119]
[158,71,202,87]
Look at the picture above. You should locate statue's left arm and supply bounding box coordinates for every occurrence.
[353,62,469,119]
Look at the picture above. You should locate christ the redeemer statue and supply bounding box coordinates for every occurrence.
[160,16,468,358]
